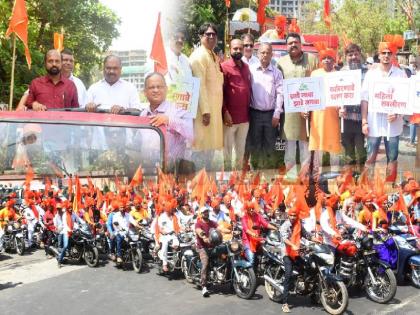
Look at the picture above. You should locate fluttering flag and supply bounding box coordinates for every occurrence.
[54,32,64,52]
[24,165,34,190]
[130,164,143,188]
[150,12,168,75]
[323,0,332,30]
[5,0,31,68]
[257,0,269,26]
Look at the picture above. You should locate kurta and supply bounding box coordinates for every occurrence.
[309,68,341,154]
[278,52,318,141]
[189,46,224,150]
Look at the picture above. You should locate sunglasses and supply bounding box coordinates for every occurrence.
[244,44,254,48]
[204,32,217,38]
[380,51,392,56]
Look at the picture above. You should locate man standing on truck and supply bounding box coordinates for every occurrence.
[277,33,318,180]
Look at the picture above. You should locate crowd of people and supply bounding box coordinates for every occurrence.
[11,21,419,182]
[0,167,419,312]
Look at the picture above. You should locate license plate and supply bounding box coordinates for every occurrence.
[364,250,376,255]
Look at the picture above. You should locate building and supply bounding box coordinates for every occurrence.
[112,50,148,91]
[268,0,313,18]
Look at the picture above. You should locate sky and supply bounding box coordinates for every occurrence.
[99,0,169,52]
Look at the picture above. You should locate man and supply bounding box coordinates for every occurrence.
[112,200,139,264]
[221,39,252,171]
[260,15,287,40]
[340,44,367,171]
[139,72,193,171]
[42,200,56,258]
[189,23,224,170]
[361,42,407,182]
[61,49,88,106]
[154,200,181,272]
[278,33,318,179]
[195,206,222,297]
[279,207,313,313]
[130,196,149,223]
[166,29,193,85]
[86,55,141,114]
[241,201,277,265]
[247,42,283,169]
[25,50,79,111]
[241,33,259,67]
[106,201,119,261]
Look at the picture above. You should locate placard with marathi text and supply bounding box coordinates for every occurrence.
[166,77,200,119]
[283,77,325,113]
[324,70,361,107]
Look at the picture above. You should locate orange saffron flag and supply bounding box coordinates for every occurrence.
[54,32,64,52]
[150,12,167,75]
[323,0,332,30]
[257,0,269,26]
[130,164,143,188]
[6,0,31,68]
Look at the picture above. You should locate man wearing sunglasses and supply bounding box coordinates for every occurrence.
[189,23,224,170]
[241,33,259,68]
[361,42,407,182]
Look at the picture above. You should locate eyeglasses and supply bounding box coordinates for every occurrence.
[244,44,254,48]
[204,32,217,38]
[146,85,166,90]
[380,51,392,56]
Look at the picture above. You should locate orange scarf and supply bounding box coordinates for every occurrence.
[66,211,74,236]
[286,220,302,260]
[30,204,39,219]
[245,214,261,253]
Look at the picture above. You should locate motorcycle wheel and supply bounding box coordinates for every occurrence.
[15,238,25,256]
[264,266,283,303]
[364,267,397,303]
[410,266,420,289]
[233,267,257,300]
[131,248,143,273]
[84,246,99,267]
[181,255,194,283]
[320,280,348,315]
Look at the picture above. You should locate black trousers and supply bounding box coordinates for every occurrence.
[341,119,366,169]
[282,255,293,304]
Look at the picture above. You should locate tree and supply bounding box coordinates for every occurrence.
[0,0,120,106]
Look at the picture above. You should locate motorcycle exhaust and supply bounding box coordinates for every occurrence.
[49,246,59,257]
[263,275,284,293]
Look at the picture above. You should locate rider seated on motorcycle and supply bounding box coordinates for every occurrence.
[106,201,119,261]
[43,199,56,258]
[195,206,229,297]
[22,195,41,248]
[112,200,140,264]
[154,199,181,272]
[279,207,316,313]
[130,196,150,224]
[56,200,84,268]
[0,199,20,241]
[241,200,277,265]
[320,194,367,248]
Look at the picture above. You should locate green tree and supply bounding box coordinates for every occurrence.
[0,0,120,106]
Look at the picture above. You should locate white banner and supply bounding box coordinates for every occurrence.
[167,77,200,119]
[411,76,420,114]
[324,70,361,107]
[283,77,325,113]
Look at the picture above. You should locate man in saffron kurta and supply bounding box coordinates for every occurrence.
[189,23,224,170]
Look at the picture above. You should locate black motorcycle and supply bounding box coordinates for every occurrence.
[114,228,144,273]
[1,220,26,255]
[263,237,349,315]
[50,222,99,267]
[94,222,109,255]
[334,228,397,303]
[182,233,257,299]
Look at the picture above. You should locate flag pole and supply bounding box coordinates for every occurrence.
[8,33,17,111]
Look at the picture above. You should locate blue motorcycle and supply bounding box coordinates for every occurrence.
[374,225,420,288]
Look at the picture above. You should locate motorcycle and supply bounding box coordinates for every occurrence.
[375,224,420,288]
[1,221,26,255]
[114,229,144,273]
[49,222,99,267]
[333,227,397,303]
[155,230,194,274]
[94,223,109,255]
[263,238,348,315]
[182,236,258,299]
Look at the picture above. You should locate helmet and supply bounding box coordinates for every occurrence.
[209,229,222,246]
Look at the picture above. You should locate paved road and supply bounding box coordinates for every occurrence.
[0,250,419,315]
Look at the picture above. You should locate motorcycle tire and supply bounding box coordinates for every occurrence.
[233,267,257,300]
[264,266,283,302]
[84,246,99,267]
[15,238,25,256]
[320,280,348,315]
[181,255,194,283]
[364,267,397,303]
[131,248,143,273]
[410,266,420,289]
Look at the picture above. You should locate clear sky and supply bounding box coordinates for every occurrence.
[99,0,168,52]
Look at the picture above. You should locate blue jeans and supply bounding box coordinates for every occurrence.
[410,123,417,143]
[244,246,255,265]
[107,234,116,254]
[116,234,124,258]
[58,234,69,263]
[366,136,399,164]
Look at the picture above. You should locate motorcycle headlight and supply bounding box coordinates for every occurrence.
[13,222,20,229]
[229,241,241,253]
[7,225,13,233]
[317,253,335,266]
[148,242,155,250]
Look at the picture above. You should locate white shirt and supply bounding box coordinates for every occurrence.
[69,74,87,107]
[157,212,177,234]
[23,207,37,224]
[361,65,407,137]
[112,211,136,234]
[242,55,260,68]
[166,49,193,85]
[86,79,141,110]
